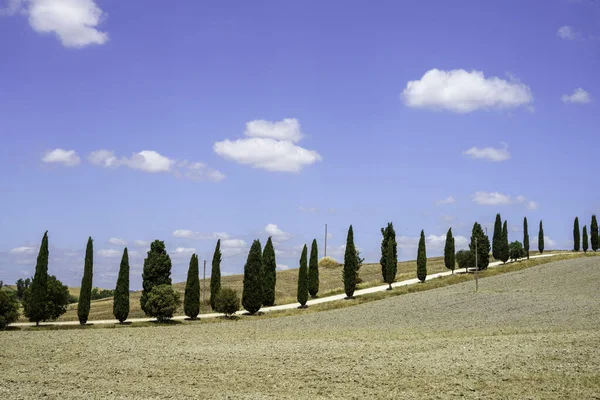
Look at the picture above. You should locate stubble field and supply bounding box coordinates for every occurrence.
[1,256,599,399]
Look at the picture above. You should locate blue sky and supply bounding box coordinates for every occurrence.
[1,0,598,290]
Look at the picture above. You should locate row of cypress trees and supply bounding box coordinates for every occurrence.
[573,215,598,252]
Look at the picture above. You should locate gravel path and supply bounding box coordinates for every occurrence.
[10,253,561,327]
[1,256,598,399]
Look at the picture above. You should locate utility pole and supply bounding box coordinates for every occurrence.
[475,238,479,292]
[324,224,328,257]
[203,260,206,311]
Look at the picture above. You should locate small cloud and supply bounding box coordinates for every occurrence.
[557,25,578,40]
[435,196,456,205]
[172,230,230,240]
[562,88,592,104]
[516,195,526,203]
[527,201,538,210]
[42,149,81,167]
[9,246,37,255]
[108,238,127,246]
[134,240,149,247]
[463,145,511,162]
[98,249,121,258]
[472,192,512,205]
[173,247,196,255]
[298,206,319,213]
[244,118,303,143]
[276,264,289,271]
[265,224,292,241]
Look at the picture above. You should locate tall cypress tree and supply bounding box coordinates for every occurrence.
[417,230,427,282]
[380,222,397,283]
[500,220,509,263]
[582,226,589,253]
[383,239,395,289]
[343,225,358,298]
[308,239,319,298]
[444,228,455,273]
[184,254,200,319]
[242,239,263,315]
[492,214,502,261]
[573,217,580,251]
[470,222,491,270]
[209,240,222,311]
[523,217,530,259]
[140,240,172,315]
[538,220,544,254]
[591,215,599,252]
[113,247,130,323]
[262,237,277,306]
[297,245,309,308]
[28,231,49,326]
[77,237,93,325]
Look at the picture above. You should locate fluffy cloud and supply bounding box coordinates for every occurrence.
[401,69,533,113]
[6,0,109,48]
[435,196,455,205]
[527,201,538,210]
[220,239,249,257]
[561,88,591,104]
[107,238,127,246]
[88,149,224,182]
[463,145,511,162]
[472,192,512,205]
[173,247,196,255]
[214,118,322,173]
[276,264,289,271]
[172,230,230,240]
[9,246,37,255]
[265,224,292,241]
[557,25,577,40]
[42,148,81,167]
[98,249,121,258]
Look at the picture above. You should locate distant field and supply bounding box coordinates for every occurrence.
[2,256,598,399]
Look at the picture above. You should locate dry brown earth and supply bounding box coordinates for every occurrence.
[1,256,599,399]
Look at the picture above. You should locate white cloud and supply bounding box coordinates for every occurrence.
[435,196,455,205]
[276,264,289,271]
[88,149,224,182]
[9,0,109,48]
[463,145,511,162]
[214,118,322,173]
[107,238,127,246]
[516,195,526,203]
[472,192,512,205]
[173,247,196,255]
[527,201,538,210]
[244,118,303,143]
[172,230,230,240]
[544,236,556,248]
[561,88,592,104]
[9,246,37,255]
[98,249,121,258]
[265,224,292,241]
[221,239,248,248]
[557,25,577,40]
[134,240,149,247]
[401,69,533,113]
[42,148,81,167]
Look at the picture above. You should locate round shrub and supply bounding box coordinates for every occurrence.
[214,288,240,317]
[0,290,20,330]
[145,284,181,322]
[318,256,340,269]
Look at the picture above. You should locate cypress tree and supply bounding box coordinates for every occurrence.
[444,228,455,273]
[417,230,427,282]
[380,222,397,283]
[297,245,309,308]
[28,231,49,326]
[77,237,93,325]
[308,239,319,298]
[573,217,580,251]
[140,240,172,315]
[242,239,263,315]
[591,215,599,252]
[492,214,502,261]
[343,225,358,298]
[184,254,200,319]
[383,239,395,289]
[538,220,544,254]
[262,237,277,306]
[500,221,509,263]
[209,240,222,311]
[113,247,130,323]
[523,217,530,260]
[582,226,589,253]
[470,222,491,270]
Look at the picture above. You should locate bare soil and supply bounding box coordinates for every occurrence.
[2,257,599,399]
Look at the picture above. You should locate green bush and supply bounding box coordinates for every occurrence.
[23,275,69,322]
[456,250,474,270]
[0,290,20,330]
[145,284,181,322]
[509,241,525,261]
[215,288,240,317]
